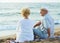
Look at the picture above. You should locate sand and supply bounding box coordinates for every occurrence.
[0,28,60,43]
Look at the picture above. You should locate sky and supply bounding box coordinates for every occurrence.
[0,0,60,3]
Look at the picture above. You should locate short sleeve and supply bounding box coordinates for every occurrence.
[45,18,51,29]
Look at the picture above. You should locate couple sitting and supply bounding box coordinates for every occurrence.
[10,8,54,43]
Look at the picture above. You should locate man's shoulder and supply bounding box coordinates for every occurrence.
[45,14,54,23]
[45,14,53,19]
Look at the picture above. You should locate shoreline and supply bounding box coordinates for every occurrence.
[0,28,60,43]
[0,28,60,39]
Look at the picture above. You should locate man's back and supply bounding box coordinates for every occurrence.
[44,14,54,38]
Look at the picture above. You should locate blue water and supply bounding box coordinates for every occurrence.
[0,3,60,31]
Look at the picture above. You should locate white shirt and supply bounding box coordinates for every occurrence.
[40,14,54,38]
[16,19,35,42]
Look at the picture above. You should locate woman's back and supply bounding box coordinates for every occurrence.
[20,19,34,34]
[16,19,34,42]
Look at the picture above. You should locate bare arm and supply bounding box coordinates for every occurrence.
[34,22,41,28]
[47,28,50,38]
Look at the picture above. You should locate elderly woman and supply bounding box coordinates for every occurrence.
[15,8,35,43]
[7,8,35,43]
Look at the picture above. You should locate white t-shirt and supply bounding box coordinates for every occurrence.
[40,14,54,38]
[16,19,35,42]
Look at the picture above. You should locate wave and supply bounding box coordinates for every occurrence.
[0,19,60,31]
[54,20,60,25]
[0,12,20,16]
[0,25,16,31]
[0,19,60,25]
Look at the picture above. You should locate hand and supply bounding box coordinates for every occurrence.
[47,28,50,38]
[48,35,50,38]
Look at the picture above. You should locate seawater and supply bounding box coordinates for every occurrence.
[0,3,60,36]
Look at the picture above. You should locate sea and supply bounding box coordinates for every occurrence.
[0,3,60,37]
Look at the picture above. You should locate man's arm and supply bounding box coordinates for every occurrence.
[34,22,41,28]
[47,28,50,38]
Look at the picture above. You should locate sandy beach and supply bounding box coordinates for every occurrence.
[0,28,60,43]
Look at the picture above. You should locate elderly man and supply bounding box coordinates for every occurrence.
[34,8,54,39]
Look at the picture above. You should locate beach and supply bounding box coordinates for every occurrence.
[0,27,60,43]
[0,3,60,43]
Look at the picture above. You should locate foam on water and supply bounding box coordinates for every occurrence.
[0,30,16,37]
